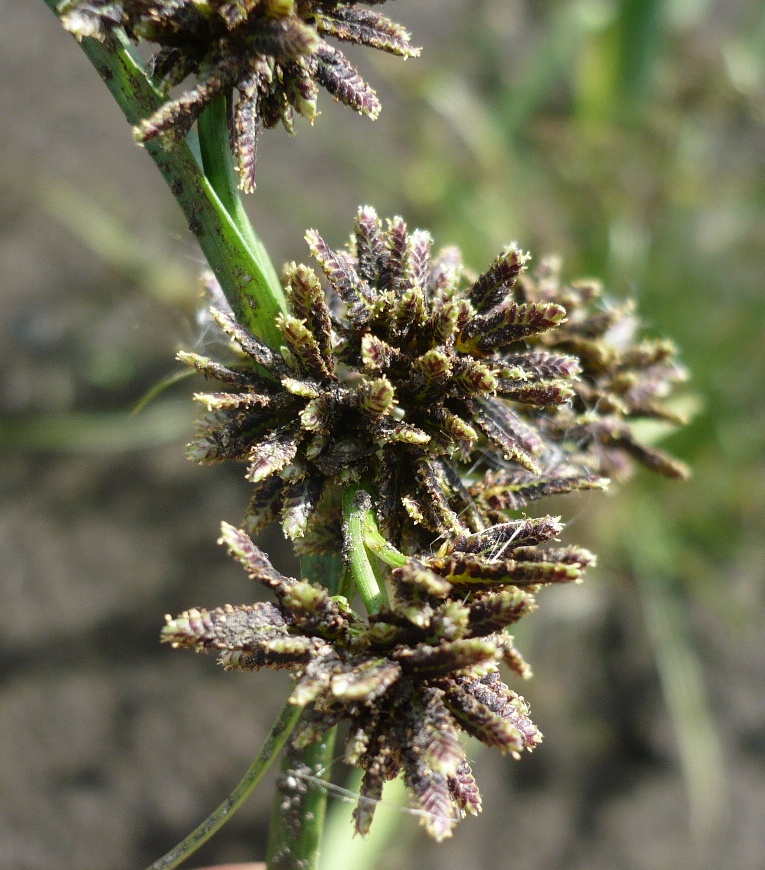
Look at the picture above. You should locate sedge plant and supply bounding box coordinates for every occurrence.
[46,2,689,869]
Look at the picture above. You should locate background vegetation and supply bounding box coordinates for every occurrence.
[1,1,763,868]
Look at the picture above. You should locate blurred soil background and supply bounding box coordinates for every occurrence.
[1,1,764,868]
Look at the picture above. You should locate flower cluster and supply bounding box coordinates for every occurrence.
[48,0,692,851]
[165,208,687,838]
[162,519,593,839]
[182,207,685,555]
[58,0,418,190]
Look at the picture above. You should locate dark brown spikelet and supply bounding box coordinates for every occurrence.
[57,0,419,191]
[516,256,691,481]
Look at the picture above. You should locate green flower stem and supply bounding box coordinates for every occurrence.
[265,727,338,870]
[145,700,303,870]
[196,95,243,229]
[342,486,391,613]
[264,554,342,870]
[45,1,287,347]
[361,509,408,568]
[196,95,284,310]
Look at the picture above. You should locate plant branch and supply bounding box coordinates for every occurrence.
[264,553,343,870]
[343,486,391,612]
[196,95,283,311]
[145,701,303,870]
[265,728,338,870]
[361,509,408,568]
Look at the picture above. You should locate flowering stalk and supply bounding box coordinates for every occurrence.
[45,3,690,869]
[146,700,303,870]
[197,93,285,319]
[269,553,343,870]
[266,728,338,870]
[343,486,391,613]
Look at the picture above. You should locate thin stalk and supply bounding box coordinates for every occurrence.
[361,509,408,568]
[197,95,243,226]
[145,701,303,870]
[343,487,390,612]
[197,96,283,304]
[265,728,338,870]
[264,554,343,870]
[44,1,287,347]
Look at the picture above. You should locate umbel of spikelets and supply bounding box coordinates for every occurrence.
[58,0,418,190]
[161,521,595,839]
[181,206,686,554]
[163,208,687,839]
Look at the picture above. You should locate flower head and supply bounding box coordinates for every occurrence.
[162,521,592,838]
[163,209,688,839]
[182,207,686,553]
[58,0,418,191]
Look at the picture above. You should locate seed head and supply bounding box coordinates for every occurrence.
[183,208,686,554]
[58,0,418,190]
[162,522,566,839]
